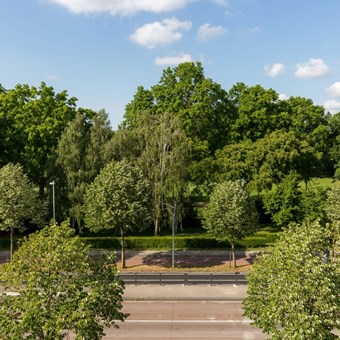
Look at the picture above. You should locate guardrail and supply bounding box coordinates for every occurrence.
[119,272,247,285]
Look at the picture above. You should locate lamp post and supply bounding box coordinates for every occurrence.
[172,202,177,268]
[49,180,55,220]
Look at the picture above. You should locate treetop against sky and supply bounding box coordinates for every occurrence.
[1,0,340,128]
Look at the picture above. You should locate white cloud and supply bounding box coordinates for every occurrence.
[294,58,330,79]
[326,82,340,97]
[130,18,192,49]
[279,93,289,101]
[154,53,193,66]
[197,23,227,41]
[264,63,286,78]
[323,100,340,114]
[47,0,192,16]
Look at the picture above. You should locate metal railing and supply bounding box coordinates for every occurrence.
[119,272,247,285]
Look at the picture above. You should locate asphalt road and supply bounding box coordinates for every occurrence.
[95,300,266,339]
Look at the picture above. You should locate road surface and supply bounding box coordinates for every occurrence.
[81,301,266,339]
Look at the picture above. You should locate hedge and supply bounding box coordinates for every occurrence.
[0,232,281,251]
[81,233,280,250]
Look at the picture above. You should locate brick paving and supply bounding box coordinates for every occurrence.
[1,250,259,272]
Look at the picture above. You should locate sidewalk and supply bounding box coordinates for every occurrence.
[0,249,259,270]
[115,250,259,272]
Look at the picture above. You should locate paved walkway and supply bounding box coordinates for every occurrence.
[115,250,259,271]
[0,249,259,270]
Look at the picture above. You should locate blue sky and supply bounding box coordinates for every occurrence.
[1,0,340,128]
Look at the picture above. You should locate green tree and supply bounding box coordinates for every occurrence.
[136,112,190,235]
[215,130,321,194]
[324,185,340,222]
[124,62,232,156]
[57,109,113,228]
[262,172,301,227]
[0,222,126,339]
[152,62,231,154]
[243,220,340,339]
[228,83,281,142]
[123,85,155,128]
[0,163,44,258]
[84,160,152,268]
[329,112,340,178]
[1,82,77,199]
[0,84,28,167]
[202,180,258,268]
[299,184,327,222]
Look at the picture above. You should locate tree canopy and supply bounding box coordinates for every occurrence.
[0,163,44,257]
[243,220,340,339]
[84,159,152,268]
[202,180,258,267]
[0,222,127,339]
[1,83,77,198]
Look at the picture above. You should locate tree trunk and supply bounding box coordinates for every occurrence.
[154,218,160,236]
[120,228,126,269]
[10,227,14,260]
[231,243,236,269]
[39,177,46,200]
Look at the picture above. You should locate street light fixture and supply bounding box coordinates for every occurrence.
[49,180,55,220]
[172,202,178,268]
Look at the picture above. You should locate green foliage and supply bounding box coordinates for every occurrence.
[84,159,152,233]
[0,222,127,339]
[243,220,340,339]
[203,180,259,243]
[0,163,45,256]
[124,62,231,155]
[57,109,113,227]
[84,159,152,267]
[135,111,190,234]
[0,83,77,198]
[82,233,279,250]
[202,180,259,267]
[262,172,302,226]
[324,185,340,222]
[216,130,323,193]
[262,174,328,227]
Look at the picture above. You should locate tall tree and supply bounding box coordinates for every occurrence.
[136,112,190,235]
[2,82,77,199]
[57,109,113,228]
[84,160,152,268]
[0,84,28,167]
[329,112,340,178]
[243,220,340,339]
[0,222,126,339]
[202,180,258,268]
[123,85,155,128]
[0,163,45,258]
[123,62,232,157]
[228,83,281,142]
[152,62,232,154]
